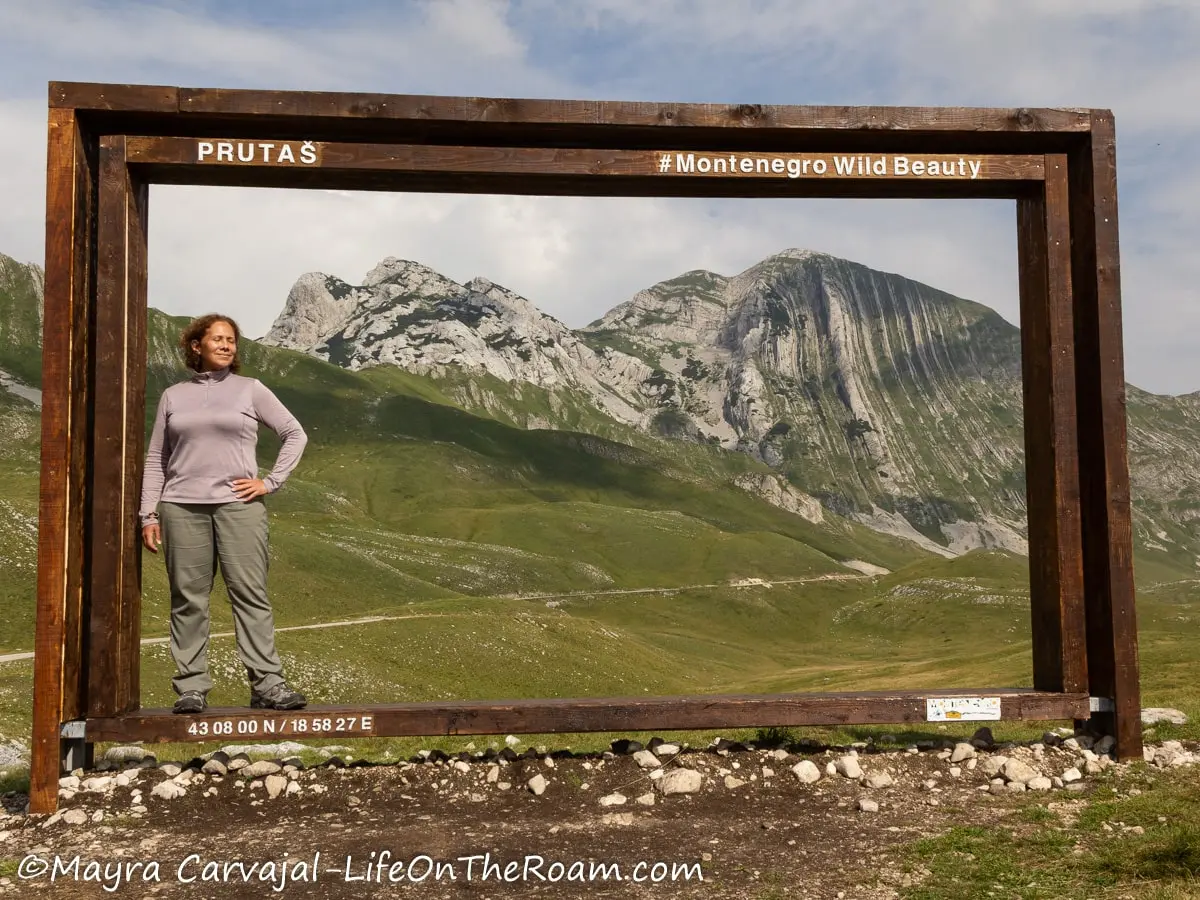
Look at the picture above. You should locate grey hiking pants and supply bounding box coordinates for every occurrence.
[159,499,285,696]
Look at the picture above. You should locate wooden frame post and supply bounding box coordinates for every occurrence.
[29,84,1144,812]
[31,107,96,814]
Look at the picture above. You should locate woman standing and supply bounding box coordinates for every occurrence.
[139,314,309,714]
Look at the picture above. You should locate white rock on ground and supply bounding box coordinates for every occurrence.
[1027,776,1053,791]
[1002,759,1040,784]
[264,775,288,799]
[527,775,547,796]
[599,793,627,806]
[241,761,282,779]
[658,769,703,795]
[61,809,88,826]
[636,793,655,806]
[981,757,1008,778]
[151,781,186,801]
[863,772,893,789]
[950,743,976,763]
[857,799,879,813]
[633,750,661,769]
[1142,708,1188,726]
[792,761,822,784]
[835,756,863,779]
[654,743,681,756]
[724,776,747,789]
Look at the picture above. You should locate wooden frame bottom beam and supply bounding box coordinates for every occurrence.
[85,689,1091,744]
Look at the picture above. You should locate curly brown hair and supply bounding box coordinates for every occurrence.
[180,314,243,373]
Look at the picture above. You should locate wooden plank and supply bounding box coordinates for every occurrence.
[87,136,135,717]
[126,137,1045,181]
[86,690,1091,743]
[118,172,149,712]
[1017,156,1087,694]
[123,138,1044,199]
[128,164,1043,200]
[169,88,1091,133]
[49,82,177,112]
[1069,114,1142,759]
[31,108,95,816]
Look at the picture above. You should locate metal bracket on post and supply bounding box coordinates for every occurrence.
[59,720,89,773]
[1090,696,1115,713]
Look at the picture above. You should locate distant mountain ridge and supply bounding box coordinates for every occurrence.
[262,249,1200,566]
[3,248,1200,571]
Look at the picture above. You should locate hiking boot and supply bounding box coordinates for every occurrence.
[250,682,307,710]
[172,690,207,714]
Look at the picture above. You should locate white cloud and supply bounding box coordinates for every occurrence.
[1,0,1198,393]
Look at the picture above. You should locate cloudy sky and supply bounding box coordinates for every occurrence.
[1,1,1197,393]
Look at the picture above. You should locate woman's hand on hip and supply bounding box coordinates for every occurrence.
[231,478,269,501]
[141,523,162,553]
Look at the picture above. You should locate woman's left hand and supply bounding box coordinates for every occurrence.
[231,478,269,501]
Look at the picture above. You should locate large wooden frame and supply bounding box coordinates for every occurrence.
[31,82,1142,814]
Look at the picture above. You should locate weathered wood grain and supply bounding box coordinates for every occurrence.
[86,690,1090,743]
[1017,155,1087,694]
[87,136,139,718]
[1069,113,1143,759]
[31,108,95,816]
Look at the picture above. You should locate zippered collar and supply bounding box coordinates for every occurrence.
[190,366,233,384]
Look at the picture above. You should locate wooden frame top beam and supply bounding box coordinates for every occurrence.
[50,82,1104,154]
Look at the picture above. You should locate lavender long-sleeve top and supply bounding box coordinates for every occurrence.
[138,367,308,527]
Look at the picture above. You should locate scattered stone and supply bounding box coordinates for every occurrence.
[58,776,79,791]
[948,767,962,778]
[1095,736,1116,756]
[950,743,976,763]
[151,781,186,800]
[527,775,547,796]
[762,767,775,779]
[863,772,893,789]
[980,757,1009,778]
[857,799,879,813]
[81,776,113,793]
[1061,767,1083,783]
[771,749,790,761]
[1084,760,1104,776]
[825,762,837,776]
[834,756,863,779]
[791,761,822,784]
[659,769,703,796]
[227,755,251,771]
[497,782,512,791]
[1027,776,1053,791]
[486,766,500,784]
[285,781,301,796]
[1002,759,1039,784]
[724,776,747,789]
[158,763,182,778]
[636,792,655,806]
[241,761,282,779]
[61,809,87,826]
[1142,708,1188,726]
[103,746,150,764]
[504,735,520,747]
[264,775,288,799]
[599,793,627,806]
[91,810,104,823]
[654,743,681,757]
[453,761,470,774]
[633,750,661,769]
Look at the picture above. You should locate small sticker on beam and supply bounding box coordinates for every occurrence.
[925,697,1001,722]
